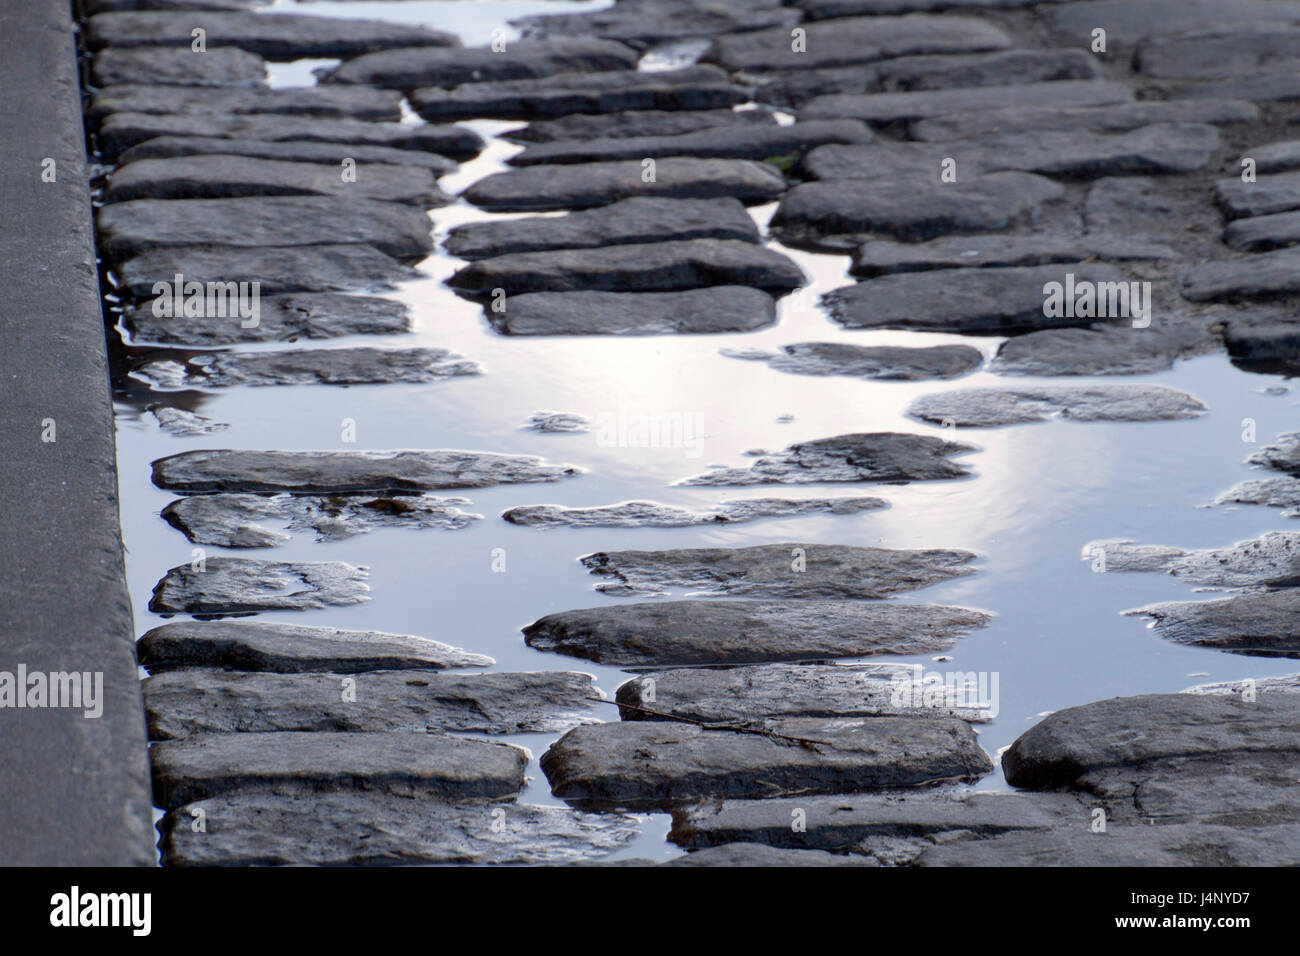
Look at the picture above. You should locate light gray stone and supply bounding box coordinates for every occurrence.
[490,287,777,335]
[148,558,370,614]
[908,385,1207,426]
[503,496,886,528]
[137,347,478,389]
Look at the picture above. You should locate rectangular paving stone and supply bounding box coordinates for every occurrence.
[1136,26,1300,79]
[851,235,1179,277]
[92,46,268,88]
[157,792,639,867]
[1215,171,1300,219]
[802,80,1133,124]
[1180,246,1300,301]
[85,11,457,59]
[124,292,410,345]
[911,98,1258,140]
[704,13,1012,72]
[513,0,801,48]
[137,619,493,674]
[1225,210,1300,252]
[117,135,457,174]
[149,558,370,614]
[137,346,478,389]
[88,83,401,122]
[508,108,777,143]
[541,718,993,809]
[104,155,445,206]
[151,731,527,809]
[144,669,603,738]
[490,287,778,335]
[410,65,745,122]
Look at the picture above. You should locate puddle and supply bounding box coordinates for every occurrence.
[109,0,1300,864]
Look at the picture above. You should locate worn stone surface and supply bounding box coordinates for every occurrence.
[991,323,1214,376]
[524,599,990,666]
[464,157,786,211]
[89,83,401,122]
[98,112,482,163]
[138,619,493,674]
[1187,674,1300,696]
[117,243,415,298]
[1216,170,1300,219]
[680,432,975,485]
[823,264,1130,333]
[1045,0,1300,44]
[444,197,759,260]
[149,406,228,436]
[704,14,1011,72]
[911,99,1257,141]
[158,793,638,866]
[516,0,802,48]
[1136,26,1300,80]
[145,669,602,738]
[908,385,1207,427]
[1213,477,1300,518]
[491,287,778,335]
[117,135,457,174]
[850,235,1179,278]
[524,411,590,433]
[86,11,457,59]
[92,46,267,88]
[1089,530,1300,588]
[327,38,639,89]
[450,239,804,294]
[671,790,1080,851]
[802,0,1057,14]
[151,731,526,810]
[542,717,992,809]
[772,172,1064,244]
[411,66,744,122]
[803,80,1132,124]
[162,492,482,547]
[806,125,1219,181]
[1248,433,1300,476]
[1225,317,1300,366]
[125,293,410,346]
[579,542,977,598]
[1180,246,1300,302]
[509,119,871,166]
[1224,210,1300,253]
[105,155,446,206]
[99,196,435,262]
[138,347,479,389]
[726,342,984,380]
[153,448,579,494]
[665,843,878,866]
[503,496,886,528]
[1128,590,1300,658]
[149,558,370,614]
[617,663,992,723]
[1246,141,1300,174]
[508,108,777,143]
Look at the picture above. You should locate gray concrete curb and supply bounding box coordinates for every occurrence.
[0,0,154,865]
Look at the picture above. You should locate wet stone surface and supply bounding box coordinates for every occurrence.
[117,136,458,174]
[124,293,411,346]
[92,46,268,88]
[1127,590,1300,658]
[136,346,480,389]
[489,287,778,336]
[507,108,777,143]
[724,342,984,380]
[88,84,403,122]
[502,496,886,529]
[907,384,1207,426]
[149,558,371,615]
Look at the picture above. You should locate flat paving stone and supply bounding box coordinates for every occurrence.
[1180,246,1300,301]
[85,11,457,59]
[490,287,778,335]
[1128,589,1300,658]
[1136,25,1300,80]
[802,80,1132,124]
[617,663,992,723]
[908,384,1207,426]
[99,195,435,262]
[1249,433,1300,476]
[327,38,638,89]
[990,323,1215,376]
[1244,141,1300,174]
[116,243,416,298]
[802,0,1059,13]
[88,83,401,122]
[725,341,984,380]
[144,669,603,738]
[152,448,579,494]
[771,172,1064,244]
[1087,530,1300,588]
[162,491,480,547]
[503,496,886,528]
[507,108,777,143]
[1216,171,1300,219]
[524,599,991,666]
[137,346,479,389]
[410,65,744,122]
[138,619,493,674]
[664,844,878,866]
[149,558,370,614]
[92,46,268,88]
[104,155,447,206]
[464,157,786,211]
[124,292,411,346]
[1214,476,1300,519]
[449,239,804,294]
[443,196,759,260]
[151,731,526,810]
[679,432,975,485]
[850,235,1179,278]
[1224,210,1300,252]
[804,124,1220,180]
[540,717,992,809]
[515,0,802,48]
[158,793,638,866]
[579,542,977,598]
[704,14,1012,72]
[911,98,1258,141]
[98,112,483,163]
[823,264,1131,334]
[117,136,457,174]
[1045,0,1300,44]
[508,119,872,166]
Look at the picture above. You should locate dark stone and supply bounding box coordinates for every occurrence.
[92,46,267,88]
[503,496,886,528]
[148,558,370,614]
[507,108,777,143]
[124,293,410,346]
[88,83,401,122]
[802,80,1132,124]
[908,385,1207,426]
[137,347,478,389]
[728,341,984,380]
[911,99,1257,141]
[514,0,802,49]
[117,135,457,174]
[850,235,1179,278]
[1128,589,1300,658]
[1180,246,1300,301]
[991,323,1215,376]
[490,287,778,335]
